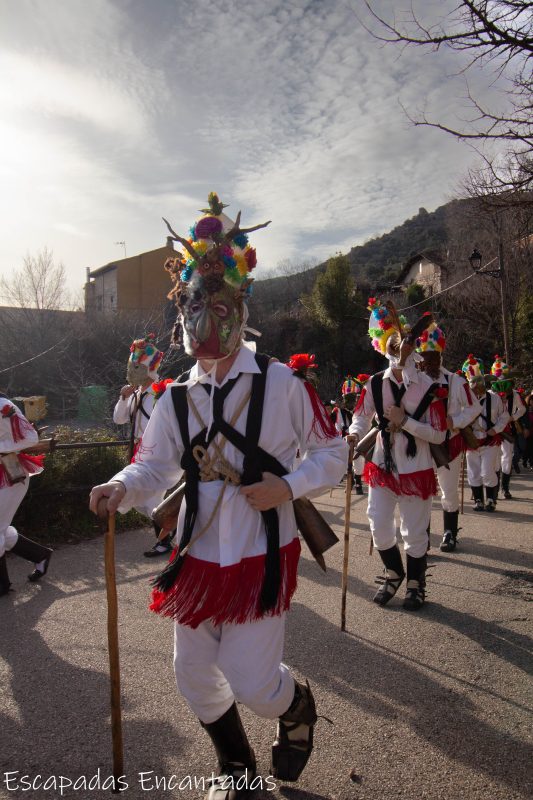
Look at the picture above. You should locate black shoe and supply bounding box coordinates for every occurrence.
[354,484,364,495]
[0,555,12,596]
[474,499,485,512]
[403,554,427,611]
[484,499,496,512]
[504,490,513,499]
[201,704,256,800]
[28,551,52,582]
[440,531,456,552]
[144,539,172,558]
[373,570,405,605]
[373,545,405,606]
[272,680,317,782]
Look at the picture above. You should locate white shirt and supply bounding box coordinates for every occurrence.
[503,389,526,423]
[113,345,347,567]
[113,386,156,440]
[439,367,482,430]
[0,398,39,456]
[349,366,446,475]
[472,390,510,439]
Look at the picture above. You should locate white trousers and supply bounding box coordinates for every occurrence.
[501,439,514,474]
[173,613,295,724]
[367,484,432,559]
[353,454,365,477]
[437,454,462,512]
[466,446,500,488]
[0,480,27,557]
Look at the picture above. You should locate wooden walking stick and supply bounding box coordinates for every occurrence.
[341,441,355,631]
[98,504,124,791]
[460,450,466,515]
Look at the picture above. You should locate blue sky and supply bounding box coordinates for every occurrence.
[0,0,501,299]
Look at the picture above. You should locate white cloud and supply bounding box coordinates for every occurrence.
[0,0,511,294]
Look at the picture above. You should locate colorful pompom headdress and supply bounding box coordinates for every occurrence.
[490,355,514,393]
[342,374,369,396]
[416,323,446,353]
[462,354,485,383]
[367,297,408,355]
[127,333,163,383]
[163,192,270,297]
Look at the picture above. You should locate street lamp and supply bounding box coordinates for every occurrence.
[467,246,509,364]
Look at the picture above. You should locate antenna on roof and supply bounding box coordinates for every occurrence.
[115,241,127,258]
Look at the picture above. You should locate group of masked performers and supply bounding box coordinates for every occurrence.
[3,190,528,800]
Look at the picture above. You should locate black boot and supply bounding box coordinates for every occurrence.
[0,555,12,596]
[10,535,53,582]
[373,544,405,605]
[403,554,427,611]
[272,680,317,782]
[201,703,256,800]
[354,476,364,495]
[440,510,459,552]
[472,485,484,512]
[484,485,497,512]
[144,521,173,557]
[501,472,513,500]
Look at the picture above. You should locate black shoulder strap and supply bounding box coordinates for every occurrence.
[370,371,386,423]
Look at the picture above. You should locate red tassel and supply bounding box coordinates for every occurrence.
[303,381,338,440]
[430,399,447,431]
[149,538,301,628]
[363,462,437,499]
[18,453,45,473]
[448,433,464,462]
[0,453,44,488]
[10,413,35,442]
[354,387,367,414]
[464,384,474,406]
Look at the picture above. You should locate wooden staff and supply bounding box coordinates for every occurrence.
[460,450,466,514]
[341,441,355,631]
[99,505,124,791]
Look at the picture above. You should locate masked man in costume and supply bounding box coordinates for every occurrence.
[113,335,171,557]
[348,300,447,610]
[0,396,52,595]
[490,355,525,500]
[339,375,370,496]
[415,325,481,552]
[90,193,347,799]
[462,356,509,512]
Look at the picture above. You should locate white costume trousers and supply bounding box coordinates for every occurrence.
[437,454,462,512]
[501,439,514,474]
[352,454,365,477]
[367,484,433,559]
[466,446,499,488]
[174,613,295,724]
[0,480,28,557]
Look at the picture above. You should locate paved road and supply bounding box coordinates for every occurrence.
[1,471,532,800]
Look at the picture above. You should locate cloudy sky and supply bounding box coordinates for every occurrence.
[0,0,503,300]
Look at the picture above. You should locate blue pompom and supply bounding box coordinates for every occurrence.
[233,233,249,248]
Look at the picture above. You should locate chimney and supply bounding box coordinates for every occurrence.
[166,236,174,250]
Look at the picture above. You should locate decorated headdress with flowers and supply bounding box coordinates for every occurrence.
[128,333,163,381]
[416,322,446,353]
[490,354,514,393]
[367,297,408,354]
[462,354,485,382]
[163,192,270,298]
[342,373,369,396]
